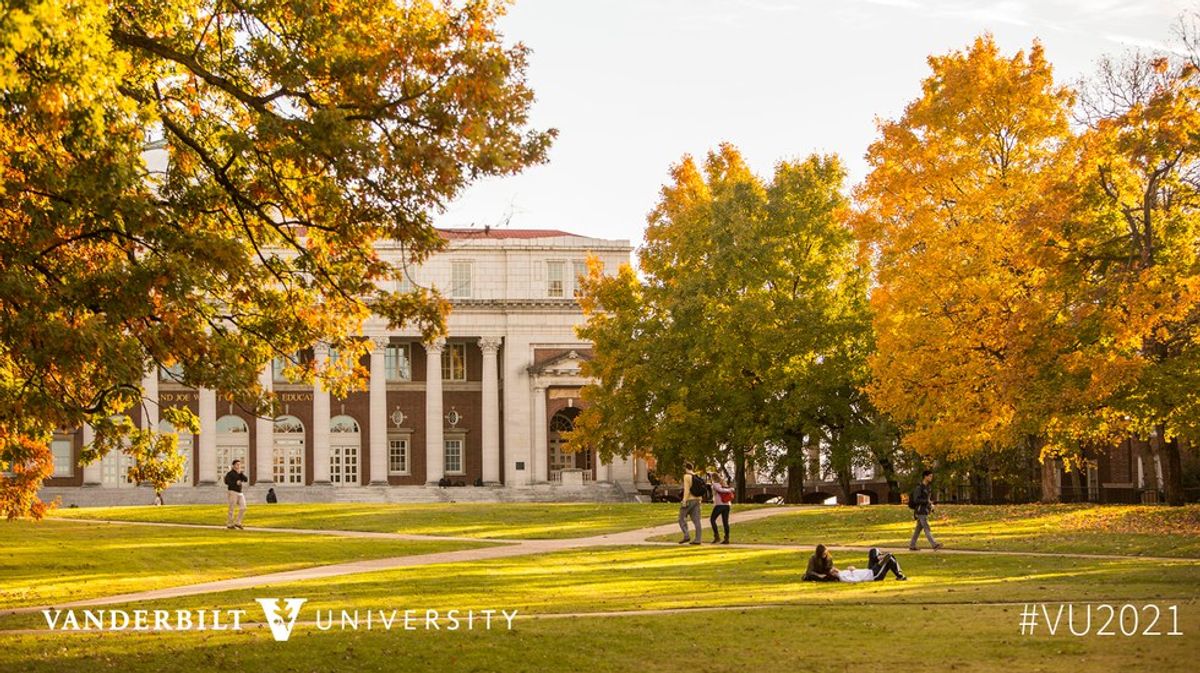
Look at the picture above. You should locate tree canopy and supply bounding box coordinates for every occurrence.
[0,0,553,517]
[571,145,883,500]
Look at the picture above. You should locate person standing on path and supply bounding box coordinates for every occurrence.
[908,469,943,550]
[224,459,248,530]
[677,462,704,545]
[709,473,733,544]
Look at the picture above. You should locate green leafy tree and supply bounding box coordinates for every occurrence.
[572,145,881,502]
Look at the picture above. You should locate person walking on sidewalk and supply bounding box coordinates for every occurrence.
[677,462,704,545]
[709,473,734,544]
[908,469,943,550]
[224,459,248,530]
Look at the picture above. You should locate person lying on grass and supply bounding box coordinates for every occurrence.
[837,548,908,583]
[803,545,908,583]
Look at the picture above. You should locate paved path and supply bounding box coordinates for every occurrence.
[3,508,792,615]
[6,507,1197,617]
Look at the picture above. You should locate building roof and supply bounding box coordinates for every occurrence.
[438,227,581,240]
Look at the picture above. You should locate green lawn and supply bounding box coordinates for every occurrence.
[7,505,1200,671]
[665,504,1200,557]
[0,519,489,610]
[4,602,1196,672]
[50,503,705,539]
[4,543,1197,630]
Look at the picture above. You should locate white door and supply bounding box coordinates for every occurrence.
[215,415,249,482]
[329,415,360,486]
[273,415,306,484]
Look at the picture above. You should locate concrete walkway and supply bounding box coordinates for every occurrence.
[7,506,1196,617]
[3,508,792,615]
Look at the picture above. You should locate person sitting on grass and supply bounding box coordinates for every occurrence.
[836,548,908,583]
[802,544,840,582]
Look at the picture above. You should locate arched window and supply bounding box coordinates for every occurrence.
[273,415,305,484]
[548,407,589,481]
[329,415,360,485]
[159,419,193,486]
[215,415,249,481]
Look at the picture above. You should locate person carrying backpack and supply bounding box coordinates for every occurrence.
[677,462,705,545]
[908,469,943,550]
[709,473,734,544]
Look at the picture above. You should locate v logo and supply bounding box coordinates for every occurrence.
[256,598,307,642]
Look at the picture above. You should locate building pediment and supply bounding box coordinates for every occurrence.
[528,349,592,377]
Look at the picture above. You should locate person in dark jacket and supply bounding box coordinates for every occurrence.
[908,469,943,550]
[224,460,248,529]
[266,487,278,504]
[802,544,840,582]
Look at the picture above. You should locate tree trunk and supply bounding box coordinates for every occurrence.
[734,446,747,504]
[784,436,805,504]
[836,465,852,506]
[876,452,901,504]
[1040,457,1061,503]
[1067,464,1082,503]
[1160,428,1185,506]
[1138,435,1161,497]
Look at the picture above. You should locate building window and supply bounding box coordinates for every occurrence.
[272,356,288,383]
[441,343,466,381]
[273,415,305,485]
[51,438,73,478]
[547,261,564,297]
[385,344,412,381]
[444,438,464,475]
[450,261,472,298]
[572,260,588,297]
[159,363,184,382]
[215,415,249,482]
[388,438,409,475]
[396,269,414,294]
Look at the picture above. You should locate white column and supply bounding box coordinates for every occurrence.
[532,384,547,485]
[82,423,100,486]
[369,337,389,485]
[424,338,445,484]
[479,337,502,484]
[312,344,331,484]
[255,366,274,484]
[198,387,217,485]
[141,368,159,430]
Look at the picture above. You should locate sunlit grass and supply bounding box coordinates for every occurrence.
[657,504,1200,557]
[5,543,1195,631]
[50,503,717,539]
[5,601,1197,673]
[0,520,490,610]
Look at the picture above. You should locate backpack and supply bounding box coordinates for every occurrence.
[688,473,707,498]
[720,489,734,504]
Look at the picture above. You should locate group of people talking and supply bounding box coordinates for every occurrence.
[675,461,937,583]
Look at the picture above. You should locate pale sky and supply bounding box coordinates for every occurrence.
[437,0,1196,249]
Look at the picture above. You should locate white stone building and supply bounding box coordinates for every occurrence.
[41,228,650,505]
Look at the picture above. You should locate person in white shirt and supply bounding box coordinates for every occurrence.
[837,547,908,582]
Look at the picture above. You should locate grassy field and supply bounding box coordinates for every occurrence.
[661,504,1200,557]
[50,503,705,539]
[9,503,1200,671]
[4,602,1196,673]
[4,543,1198,631]
[0,519,488,610]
